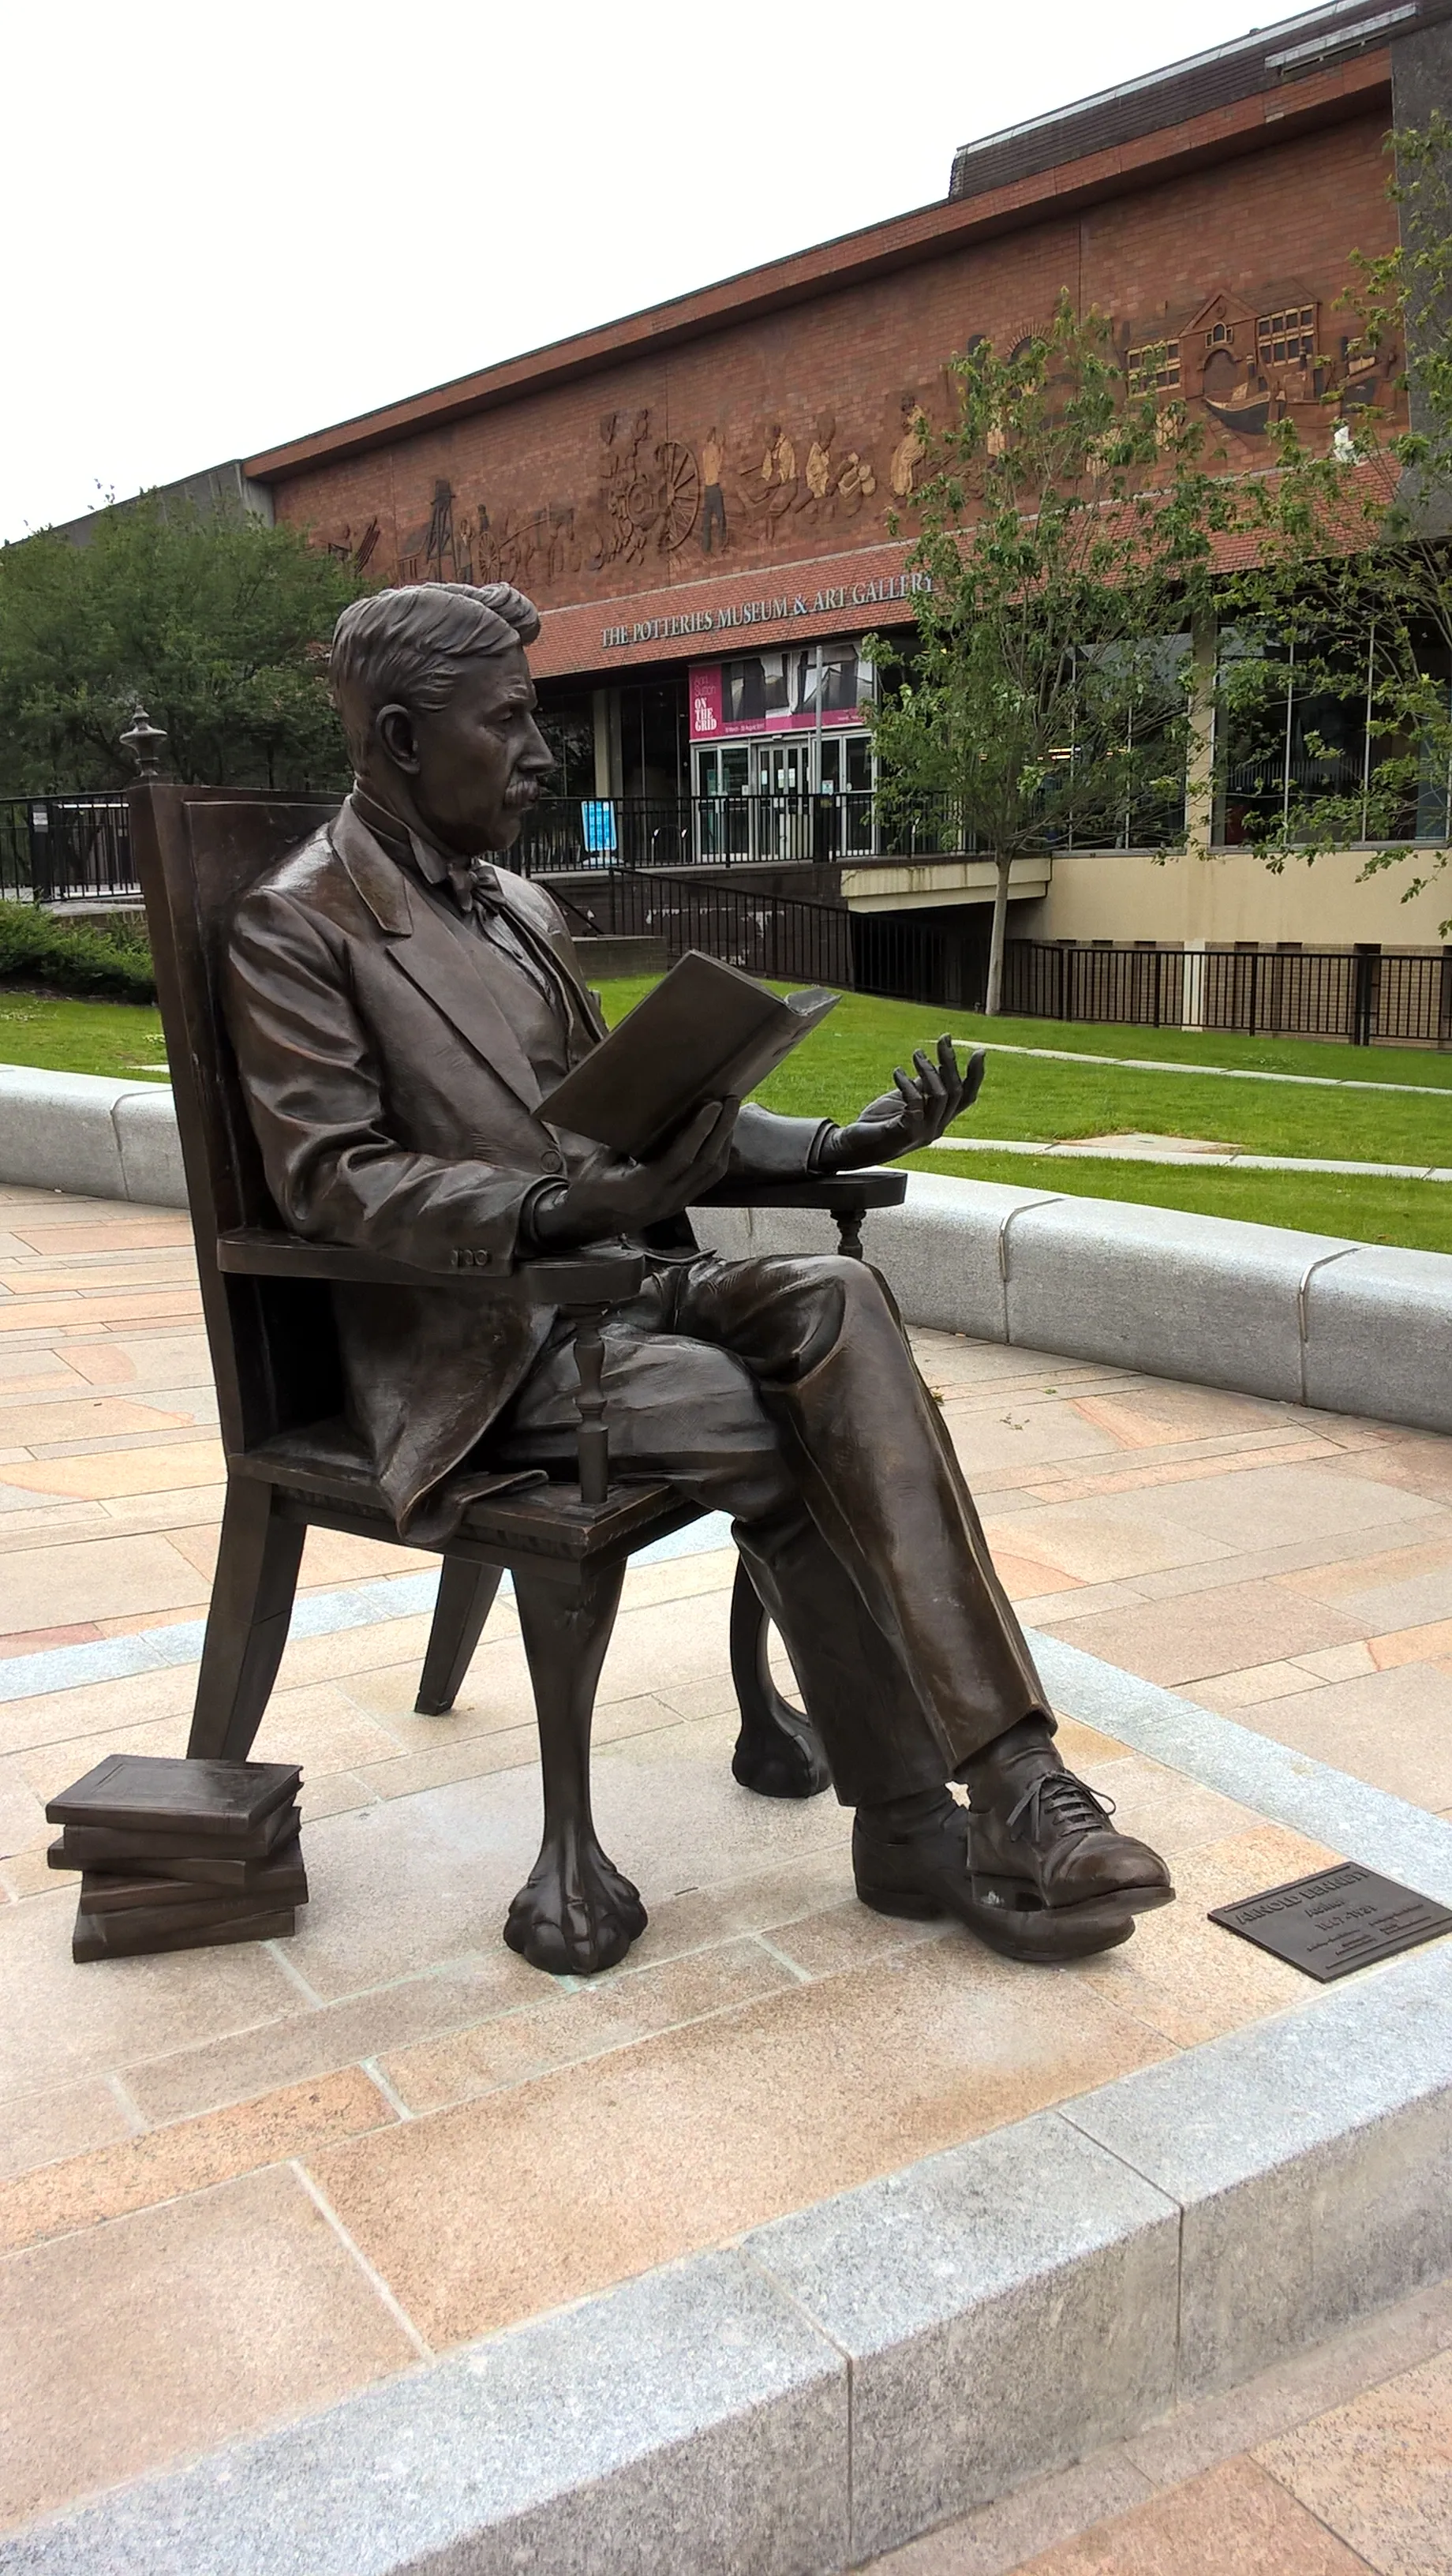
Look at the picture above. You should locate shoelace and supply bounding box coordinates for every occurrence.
[1005,1769,1117,1844]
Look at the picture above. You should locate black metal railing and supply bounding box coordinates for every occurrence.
[554,868,855,988]
[3,790,1444,1046]
[551,871,991,1012]
[1001,941,1452,1046]
[0,796,138,903]
[514,790,975,874]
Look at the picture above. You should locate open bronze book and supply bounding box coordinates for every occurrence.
[541,949,839,1159]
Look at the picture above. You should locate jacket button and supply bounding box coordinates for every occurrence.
[541,1150,563,1175]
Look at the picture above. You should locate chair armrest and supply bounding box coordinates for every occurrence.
[698,1169,908,1214]
[215,1229,645,1308]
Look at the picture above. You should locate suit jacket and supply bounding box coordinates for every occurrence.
[226,799,829,1534]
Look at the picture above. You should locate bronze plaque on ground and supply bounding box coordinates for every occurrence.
[1209,1863,1452,1982]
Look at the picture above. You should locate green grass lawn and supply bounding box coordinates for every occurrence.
[598,978,1452,1253]
[1,979,1447,1252]
[0,992,167,1080]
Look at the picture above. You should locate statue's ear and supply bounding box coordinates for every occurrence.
[376,702,421,773]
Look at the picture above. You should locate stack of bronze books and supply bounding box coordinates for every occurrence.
[46,1755,306,1961]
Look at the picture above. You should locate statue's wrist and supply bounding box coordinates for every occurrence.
[521,1183,573,1250]
[815,1122,857,1175]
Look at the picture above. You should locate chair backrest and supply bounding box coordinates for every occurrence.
[130,783,346,1462]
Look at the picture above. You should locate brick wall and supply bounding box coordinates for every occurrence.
[270,108,1401,680]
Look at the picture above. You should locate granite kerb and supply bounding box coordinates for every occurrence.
[0,1064,184,1209]
[6,1947,1450,2576]
[3,1070,1450,1436]
[697,1171,1452,1436]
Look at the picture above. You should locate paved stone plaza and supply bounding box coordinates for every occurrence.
[0,1180,1449,2567]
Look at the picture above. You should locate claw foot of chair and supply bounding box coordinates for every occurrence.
[732,1701,832,1799]
[503,1824,648,1975]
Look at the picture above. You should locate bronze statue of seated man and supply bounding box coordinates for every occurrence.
[226,581,1173,1974]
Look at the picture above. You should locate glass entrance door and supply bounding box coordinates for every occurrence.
[694,743,751,858]
[818,733,875,854]
[759,739,813,859]
[694,725,875,862]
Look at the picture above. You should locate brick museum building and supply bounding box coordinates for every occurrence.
[237,0,1452,1012]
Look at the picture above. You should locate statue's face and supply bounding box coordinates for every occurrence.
[388,646,555,854]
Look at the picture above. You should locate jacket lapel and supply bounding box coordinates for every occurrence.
[488,876,608,1048]
[332,805,542,1111]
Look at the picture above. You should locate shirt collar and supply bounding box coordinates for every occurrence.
[349,789,502,909]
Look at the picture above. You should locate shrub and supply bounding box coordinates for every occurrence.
[0,901,155,1001]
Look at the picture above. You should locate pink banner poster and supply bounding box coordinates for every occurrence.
[690,665,724,738]
[689,646,866,742]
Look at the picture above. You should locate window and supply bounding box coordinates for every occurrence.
[533,695,594,799]
[1212,624,1450,847]
[1066,633,1192,851]
[1256,306,1316,367]
[1215,634,1365,844]
[1128,341,1181,393]
[1206,321,1234,348]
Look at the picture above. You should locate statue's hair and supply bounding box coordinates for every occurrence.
[329,582,541,765]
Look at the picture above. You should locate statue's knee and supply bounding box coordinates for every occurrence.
[834,1252,891,1321]
[785,1253,886,1375]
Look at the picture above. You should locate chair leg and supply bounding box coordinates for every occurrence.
[186,1479,305,1763]
[503,1559,646,1977]
[416,1557,502,1714]
[728,1558,831,1800]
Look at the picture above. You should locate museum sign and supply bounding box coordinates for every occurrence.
[600,569,932,651]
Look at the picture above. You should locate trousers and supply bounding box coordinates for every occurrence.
[488,1251,1050,1807]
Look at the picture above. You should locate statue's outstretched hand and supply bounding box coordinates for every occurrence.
[818,1037,984,1171]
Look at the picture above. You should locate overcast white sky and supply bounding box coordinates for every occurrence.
[2,0,1284,541]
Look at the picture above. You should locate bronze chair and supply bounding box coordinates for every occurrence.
[131,782,906,1969]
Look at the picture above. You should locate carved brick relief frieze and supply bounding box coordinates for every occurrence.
[311,286,1402,601]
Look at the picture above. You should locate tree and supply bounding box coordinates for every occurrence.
[0,496,372,792]
[866,297,1233,1013]
[1217,115,1452,930]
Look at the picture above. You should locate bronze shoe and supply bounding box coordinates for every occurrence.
[852,1803,1136,1964]
[970,1763,1175,1920]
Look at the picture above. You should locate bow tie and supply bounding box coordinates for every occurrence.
[442,853,505,916]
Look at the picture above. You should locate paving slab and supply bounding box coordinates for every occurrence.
[2,1193,1451,2567]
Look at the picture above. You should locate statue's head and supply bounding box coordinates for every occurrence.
[329,582,553,855]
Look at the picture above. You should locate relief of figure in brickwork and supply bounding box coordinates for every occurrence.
[732,420,771,525]
[321,519,382,572]
[456,500,490,583]
[795,413,836,517]
[699,426,728,553]
[338,390,924,604]
[743,421,799,520]
[889,393,932,500]
[545,502,578,585]
[780,413,871,523]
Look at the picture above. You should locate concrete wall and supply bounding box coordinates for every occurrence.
[694,1172,1452,1440]
[51,460,274,549]
[0,1068,187,1209]
[1016,844,1452,949]
[6,1068,1443,1438]
[843,856,1050,915]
